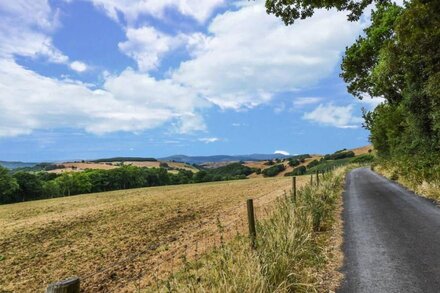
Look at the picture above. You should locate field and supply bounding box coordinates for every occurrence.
[0,176,309,292]
[48,161,198,174]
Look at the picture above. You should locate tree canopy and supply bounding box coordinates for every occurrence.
[265,0,389,25]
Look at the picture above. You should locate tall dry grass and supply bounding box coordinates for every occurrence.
[147,168,346,292]
[374,164,440,201]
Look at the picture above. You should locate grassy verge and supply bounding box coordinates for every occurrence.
[374,163,440,201]
[147,168,346,292]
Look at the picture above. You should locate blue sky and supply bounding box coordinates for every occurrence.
[0,0,384,162]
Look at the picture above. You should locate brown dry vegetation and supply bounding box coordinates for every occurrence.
[0,176,309,292]
[350,145,373,156]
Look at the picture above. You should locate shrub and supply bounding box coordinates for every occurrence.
[288,159,300,167]
[262,164,285,177]
[285,166,306,176]
[307,160,320,168]
[351,154,374,164]
[324,151,355,160]
[159,162,170,168]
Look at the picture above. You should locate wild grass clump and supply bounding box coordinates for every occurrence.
[147,169,345,292]
[375,161,440,201]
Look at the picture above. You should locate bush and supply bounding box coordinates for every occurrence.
[307,160,320,168]
[262,164,285,177]
[159,162,170,168]
[324,151,355,160]
[351,154,375,164]
[208,163,254,177]
[288,159,300,167]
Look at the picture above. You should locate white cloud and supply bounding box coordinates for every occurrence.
[293,97,322,107]
[358,94,386,109]
[274,150,290,156]
[199,137,220,143]
[173,2,362,110]
[303,104,363,128]
[0,0,66,63]
[0,0,366,138]
[119,26,187,72]
[88,0,224,24]
[70,61,88,72]
[0,61,208,137]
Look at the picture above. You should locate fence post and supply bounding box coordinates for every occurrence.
[247,199,257,249]
[292,176,297,202]
[310,174,313,186]
[316,170,319,186]
[46,276,80,293]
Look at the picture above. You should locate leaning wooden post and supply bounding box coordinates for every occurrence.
[46,277,80,293]
[247,199,257,249]
[292,176,297,202]
[316,170,319,186]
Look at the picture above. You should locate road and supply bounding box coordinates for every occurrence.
[338,167,440,293]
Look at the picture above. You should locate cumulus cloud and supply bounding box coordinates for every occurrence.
[274,150,290,156]
[0,61,207,136]
[70,61,88,72]
[303,104,363,128]
[88,0,224,24]
[173,3,362,109]
[0,0,365,137]
[118,26,187,72]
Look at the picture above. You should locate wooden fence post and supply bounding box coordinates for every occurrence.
[292,176,297,202]
[247,199,257,249]
[46,276,80,293]
[310,174,313,185]
[316,170,319,186]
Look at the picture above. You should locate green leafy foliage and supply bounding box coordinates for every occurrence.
[265,0,379,25]
[0,166,19,203]
[207,163,254,177]
[341,0,440,182]
[324,150,355,160]
[262,164,285,177]
[284,165,306,176]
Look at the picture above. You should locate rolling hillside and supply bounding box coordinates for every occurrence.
[0,176,308,292]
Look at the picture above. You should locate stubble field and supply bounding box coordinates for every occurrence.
[0,176,308,292]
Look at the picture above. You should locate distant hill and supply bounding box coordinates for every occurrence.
[0,161,38,169]
[90,157,157,163]
[160,154,294,164]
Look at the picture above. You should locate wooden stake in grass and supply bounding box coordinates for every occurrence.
[292,176,297,202]
[246,199,257,249]
[316,171,319,186]
[46,276,80,293]
[310,174,313,186]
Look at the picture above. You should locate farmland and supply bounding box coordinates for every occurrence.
[0,176,309,292]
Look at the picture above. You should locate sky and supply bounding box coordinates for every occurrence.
[0,0,385,162]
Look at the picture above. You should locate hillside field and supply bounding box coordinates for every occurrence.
[0,176,309,292]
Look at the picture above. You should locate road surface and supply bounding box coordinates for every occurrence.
[338,168,440,293]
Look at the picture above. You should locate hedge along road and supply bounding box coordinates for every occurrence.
[339,167,440,293]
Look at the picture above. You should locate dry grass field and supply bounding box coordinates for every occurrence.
[48,161,198,174]
[0,176,309,292]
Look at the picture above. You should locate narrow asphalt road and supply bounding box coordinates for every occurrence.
[338,167,440,293]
